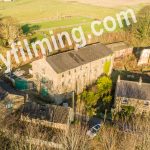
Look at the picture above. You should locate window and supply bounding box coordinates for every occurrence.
[62,74,64,78]
[62,82,64,86]
[122,97,128,104]
[144,100,149,106]
[74,69,76,73]
[68,71,71,75]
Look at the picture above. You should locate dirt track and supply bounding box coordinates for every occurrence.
[65,0,150,7]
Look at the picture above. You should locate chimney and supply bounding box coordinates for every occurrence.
[117,75,121,83]
[139,77,142,85]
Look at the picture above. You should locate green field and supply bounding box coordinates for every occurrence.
[0,0,120,22]
[0,0,148,42]
[0,0,146,27]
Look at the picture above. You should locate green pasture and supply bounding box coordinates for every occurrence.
[0,0,147,41]
[0,0,120,22]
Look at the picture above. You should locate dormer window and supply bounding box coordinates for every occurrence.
[122,97,128,104]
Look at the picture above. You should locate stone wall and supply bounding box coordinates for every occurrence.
[115,97,150,115]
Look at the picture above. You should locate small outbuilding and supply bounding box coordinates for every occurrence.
[21,102,74,131]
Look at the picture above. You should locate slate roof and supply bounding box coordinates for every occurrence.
[22,102,71,124]
[106,41,131,52]
[46,43,113,73]
[116,80,150,101]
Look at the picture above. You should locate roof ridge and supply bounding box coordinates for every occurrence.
[119,79,150,86]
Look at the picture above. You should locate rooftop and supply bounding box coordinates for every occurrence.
[116,79,150,101]
[106,41,131,52]
[46,43,113,73]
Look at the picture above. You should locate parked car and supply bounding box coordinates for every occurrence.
[86,124,101,139]
[0,87,8,100]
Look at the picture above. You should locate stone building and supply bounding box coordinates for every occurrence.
[137,47,150,66]
[114,76,150,115]
[32,43,113,103]
[21,102,74,131]
[106,41,133,59]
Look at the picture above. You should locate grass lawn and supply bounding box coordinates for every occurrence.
[31,16,93,29]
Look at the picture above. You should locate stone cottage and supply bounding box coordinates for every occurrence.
[115,76,150,115]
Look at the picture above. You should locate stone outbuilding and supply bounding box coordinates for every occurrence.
[106,41,133,59]
[21,102,74,131]
[137,47,150,66]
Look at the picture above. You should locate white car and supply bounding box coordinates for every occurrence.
[86,124,101,139]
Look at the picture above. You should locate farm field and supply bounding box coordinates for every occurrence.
[65,0,150,7]
[0,0,149,43]
[0,0,120,23]
[0,0,149,29]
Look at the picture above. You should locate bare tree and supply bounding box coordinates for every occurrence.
[0,16,22,46]
[58,126,89,150]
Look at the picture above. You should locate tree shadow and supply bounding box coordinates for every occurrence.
[22,24,41,34]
